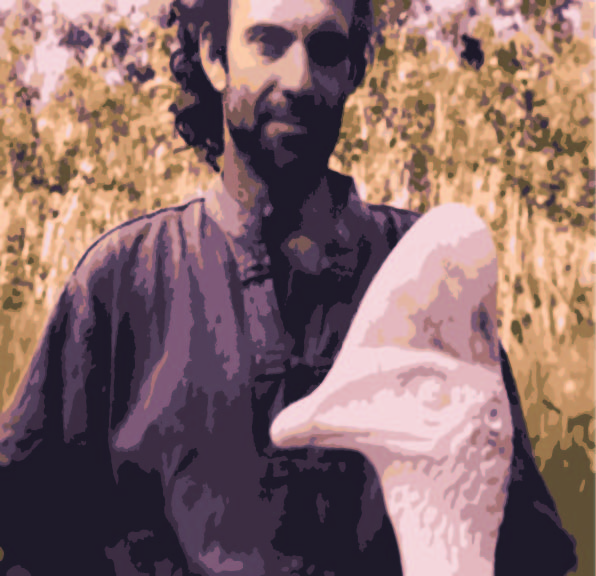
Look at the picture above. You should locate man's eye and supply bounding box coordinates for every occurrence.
[250,27,294,60]
[257,42,284,60]
[307,32,349,68]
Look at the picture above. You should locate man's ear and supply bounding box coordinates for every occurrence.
[349,61,367,91]
[348,44,373,92]
[199,24,226,93]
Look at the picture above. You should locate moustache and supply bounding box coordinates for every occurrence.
[256,96,334,128]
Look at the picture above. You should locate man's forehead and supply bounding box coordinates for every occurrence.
[230,0,355,33]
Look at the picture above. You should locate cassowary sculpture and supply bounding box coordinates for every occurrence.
[270,203,514,576]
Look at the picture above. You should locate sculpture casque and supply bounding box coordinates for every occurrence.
[270,203,514,576]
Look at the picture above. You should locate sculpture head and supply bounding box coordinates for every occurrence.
[270,203,513,575]
[270,203,504,464]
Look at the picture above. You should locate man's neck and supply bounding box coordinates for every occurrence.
[221,136,328,228]
[222,142,271,217]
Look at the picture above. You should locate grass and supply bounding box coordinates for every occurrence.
[0,5,593,574]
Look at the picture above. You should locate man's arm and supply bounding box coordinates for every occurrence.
[496,345,577,576]
[0,276,116,575]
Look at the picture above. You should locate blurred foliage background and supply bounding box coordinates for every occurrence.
[0,0,594,573]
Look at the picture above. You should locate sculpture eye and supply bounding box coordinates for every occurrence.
[307,32,349,68]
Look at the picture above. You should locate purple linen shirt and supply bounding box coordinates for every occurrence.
[0,172,576,576]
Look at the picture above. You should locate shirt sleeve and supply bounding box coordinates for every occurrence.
[0,274,116,575]
[496,345,577,576]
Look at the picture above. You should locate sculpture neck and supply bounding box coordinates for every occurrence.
[373,458,498,576]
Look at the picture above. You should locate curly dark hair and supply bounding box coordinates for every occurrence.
[167,0,374,172]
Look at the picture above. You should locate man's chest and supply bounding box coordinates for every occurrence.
[105,232,395,575]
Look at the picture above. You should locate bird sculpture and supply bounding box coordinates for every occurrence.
[270,203,514,576]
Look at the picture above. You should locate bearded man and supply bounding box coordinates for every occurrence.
[0,1,576,575]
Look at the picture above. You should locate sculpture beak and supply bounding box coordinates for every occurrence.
[270,397,318,449]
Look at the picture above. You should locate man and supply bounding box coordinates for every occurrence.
[0,1,576,575]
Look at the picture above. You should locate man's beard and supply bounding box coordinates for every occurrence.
[226,91,346,204]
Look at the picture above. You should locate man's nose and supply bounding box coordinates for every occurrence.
[278,42,313,95]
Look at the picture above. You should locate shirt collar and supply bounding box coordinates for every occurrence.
[200,170,366,283]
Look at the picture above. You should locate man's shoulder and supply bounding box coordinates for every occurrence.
[69,197,204,288]
[330,170,421,244]
[361,200,421,247]
[366,201,421,227]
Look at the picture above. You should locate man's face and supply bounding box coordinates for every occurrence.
[225,0,358,182]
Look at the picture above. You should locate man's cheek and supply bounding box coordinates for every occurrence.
[313,70,351,106]
[225,86,259,129]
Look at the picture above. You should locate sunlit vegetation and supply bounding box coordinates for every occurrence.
[0,0,593,573]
